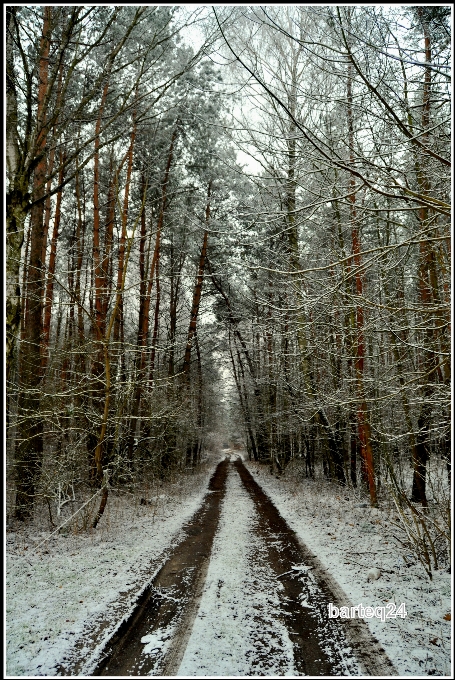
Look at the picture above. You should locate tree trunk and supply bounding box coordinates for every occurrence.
[149,242,161,382]
[88,80,110,483]
[410,13,436,506]
[129,129,177,460]
[114,115,137,343]
[6,7,25,383]
[347,50,377,506]
[41,152,65,369]
[182,182,211,379]
[15,7,51,520]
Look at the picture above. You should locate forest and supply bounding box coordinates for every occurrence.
[6,5,451,569]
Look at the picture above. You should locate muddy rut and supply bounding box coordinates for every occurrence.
[79,455,395,676]
[92,458,229,676]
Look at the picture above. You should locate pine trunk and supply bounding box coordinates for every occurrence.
[15,7,51,520]
[347,53,377,506]
[182,182,211,379]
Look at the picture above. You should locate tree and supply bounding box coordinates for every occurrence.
[212,5,450,505]
[7,6,221,520]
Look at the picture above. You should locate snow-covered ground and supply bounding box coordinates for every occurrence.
[177,466,297,676]
[6,449,452,677]
[245,457,452,677]
[5,454,222,677]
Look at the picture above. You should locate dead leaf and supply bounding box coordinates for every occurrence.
[430,638,440,646]
[443,613,451,621]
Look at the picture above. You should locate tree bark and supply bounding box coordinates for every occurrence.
[410,11,436,506]
[114,113,137,343]
[347,48,377,506]
[182,182,211,379]
[15,7,52,520]
[6,7,24,383]
[41,152,65,369]
[149,241,161,382]
[128,129,177,460]
[230,342,258,461]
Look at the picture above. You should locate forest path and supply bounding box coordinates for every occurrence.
[92,454,395,676]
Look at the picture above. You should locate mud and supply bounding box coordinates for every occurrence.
[91,457,229,676]
[234,457,396,676]
[62,454,395,676]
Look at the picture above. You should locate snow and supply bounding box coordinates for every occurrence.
[177,465,297,676]
[6,451,451,677]
[366,567,381,582]
[245,459,452,677]
[140,625,174,658]
[5,456,221,677]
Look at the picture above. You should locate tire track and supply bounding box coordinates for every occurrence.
[177,458,297,676]
[64,454,396,676]
[90,457,229,676]
[234,456,396,676]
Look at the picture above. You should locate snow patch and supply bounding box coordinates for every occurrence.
[245,459,452,677]
[177,467,296,676]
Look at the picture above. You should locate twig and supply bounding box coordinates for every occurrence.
[31,487,103,552]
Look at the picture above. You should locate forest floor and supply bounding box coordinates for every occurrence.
[5,454,221,677]
[5,450,452,677]
[248,457,452,677]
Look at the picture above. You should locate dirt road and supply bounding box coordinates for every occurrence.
[88,455,395,676]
